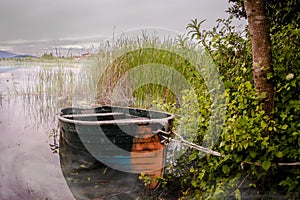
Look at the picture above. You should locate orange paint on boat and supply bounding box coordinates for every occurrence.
[131,125,165,189]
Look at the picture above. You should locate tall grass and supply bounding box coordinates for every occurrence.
[18,66,78,127]
[0,60,96,127]
[0,34,213,127]
[96,35,209,109]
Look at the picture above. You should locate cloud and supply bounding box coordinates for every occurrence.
[0,0,245,54]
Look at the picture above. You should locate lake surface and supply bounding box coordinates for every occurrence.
[0,62,143,200]
[0,66,73,199]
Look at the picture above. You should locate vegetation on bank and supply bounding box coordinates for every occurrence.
[94,1,299,199]
[159,1,299,199]
[1,1,298,199]
[0,52,97,63]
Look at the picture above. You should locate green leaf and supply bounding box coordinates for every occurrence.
[222,164,230,175]
[249,150,256,158]
[281,124,288,130]
[235,189,241,200]
[245,81,252,90]
[276,151,283,158]
[190,167,195,173]
[261,121,268,129]
[191,179,198,188]
[189,153,197,161]
[242,141,248,149]
[198,170,205,180]
[262,160,272,171]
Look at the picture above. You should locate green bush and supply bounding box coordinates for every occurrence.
[157,17,300,199]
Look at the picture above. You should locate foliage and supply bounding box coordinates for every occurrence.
[41,53,56,60]
[156,15,300,199]
[228,0,300,29]
[270,21,300,195]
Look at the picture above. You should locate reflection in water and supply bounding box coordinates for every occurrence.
[0,66,75,199]
[59,132,142,200]
[0,62,100,200]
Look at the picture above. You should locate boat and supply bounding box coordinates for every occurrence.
[58,105,175,189]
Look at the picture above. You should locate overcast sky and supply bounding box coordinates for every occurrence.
[0,0,246,55]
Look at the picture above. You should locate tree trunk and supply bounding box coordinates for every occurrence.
[244,0,274,117]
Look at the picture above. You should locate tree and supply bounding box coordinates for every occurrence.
[243,0,274,117]
[178,0,300,198]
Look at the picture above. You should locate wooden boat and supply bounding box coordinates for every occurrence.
[58,106,174,189]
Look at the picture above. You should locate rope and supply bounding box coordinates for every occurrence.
[155,130,223,157]
[155,130,300,166]
[171,131,223,157]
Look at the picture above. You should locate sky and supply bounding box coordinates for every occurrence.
[0,0,246,56]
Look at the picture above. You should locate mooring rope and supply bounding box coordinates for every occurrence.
[171,131,223,157]
[155,130,300,166]
[154,130,223,157]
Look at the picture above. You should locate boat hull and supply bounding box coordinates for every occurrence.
[58,106,174,189]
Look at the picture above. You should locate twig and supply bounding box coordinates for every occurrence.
[243,161,300,167]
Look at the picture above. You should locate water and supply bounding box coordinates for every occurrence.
[0,65,75,199]
[0,67,19,74]
[0,63,143,200]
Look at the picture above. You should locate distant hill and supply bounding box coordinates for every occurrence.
[0,50,32,58]
[0,50,18,58]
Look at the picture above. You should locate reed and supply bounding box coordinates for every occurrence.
[21,65,79,126]
[1,61,92,127]
[1,34,211,128]
[96,34,209,110]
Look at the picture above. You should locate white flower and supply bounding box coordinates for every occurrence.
[286,73,294,81]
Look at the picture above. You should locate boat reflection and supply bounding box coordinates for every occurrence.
[59,132,143,200]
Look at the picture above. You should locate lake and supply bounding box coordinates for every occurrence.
[0,62,144,200]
